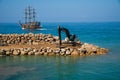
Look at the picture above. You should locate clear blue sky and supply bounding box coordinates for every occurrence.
[0,0,120,22]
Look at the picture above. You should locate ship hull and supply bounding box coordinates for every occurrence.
[20,22,41,29]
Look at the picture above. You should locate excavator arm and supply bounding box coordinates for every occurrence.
[58,26,78,46]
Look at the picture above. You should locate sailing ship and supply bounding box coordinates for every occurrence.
[19,6,41,29]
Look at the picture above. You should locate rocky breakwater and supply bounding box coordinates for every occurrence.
[0,33,109,56]
[0,33,59,46]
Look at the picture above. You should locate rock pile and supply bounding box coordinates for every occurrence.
[0,47,70,56]
[0,33,109,56]
[0,46,108,56]
[0,33,59,46]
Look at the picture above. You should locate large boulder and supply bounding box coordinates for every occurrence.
[35,52,40,55]
[71,49,79,56]
[13,49,20,56]
[0,49,6,56]
[54,48,60,55]
[21,50,28,55]
[6,49,13,56]
[28,51,34,55]
[32,41,39,45]
[66,50,71,55]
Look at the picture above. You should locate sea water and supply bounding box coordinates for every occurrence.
[0,22,120,80]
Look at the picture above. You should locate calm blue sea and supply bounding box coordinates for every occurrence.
[0,22,120,80]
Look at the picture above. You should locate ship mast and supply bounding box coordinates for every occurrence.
[33,8,36,22]
[25,6,36,23]
[25,8,28,23]
[28,6,32,23]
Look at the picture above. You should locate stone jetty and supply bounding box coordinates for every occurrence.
[0,33,109,56]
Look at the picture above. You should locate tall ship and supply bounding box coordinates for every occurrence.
[19,6,41,29]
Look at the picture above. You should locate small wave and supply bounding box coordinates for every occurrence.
[38,28,47,30]
[22,28,25,30]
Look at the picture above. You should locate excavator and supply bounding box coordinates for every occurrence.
[58,26,80,47]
